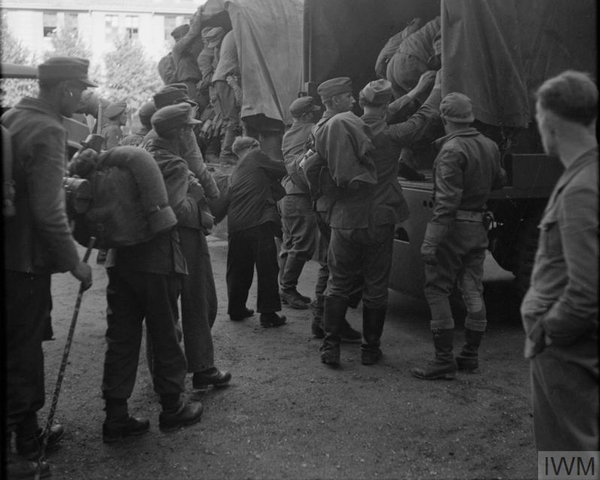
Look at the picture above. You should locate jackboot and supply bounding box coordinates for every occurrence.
[411,329,457,380]
[456,329,484,372]
[320,296,348,366]
[361,306,387,365]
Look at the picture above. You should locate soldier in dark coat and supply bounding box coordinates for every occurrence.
[3,56,95,479]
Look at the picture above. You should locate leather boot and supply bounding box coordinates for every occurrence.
[456,329,484,372]
[320,296,347,366]
[361,306,387,365]
[280,256,311,308]
[310,295,325,338]
[159,395,203,432]
[103,399,150,444]
[411,329,457,380]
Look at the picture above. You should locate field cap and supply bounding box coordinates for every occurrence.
[38,57,97,87]
[289,96,320,117]
[105,101,127,119]
[440,92,475,123]
[359,79,392,105]
[154,85,197,109]
[317,77,353,101]
[171,24,190,39]
[232,136,260,156]
[151,103,201,136]
[138,101,157,125]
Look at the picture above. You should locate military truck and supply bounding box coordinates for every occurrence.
[302,0,597,298]
[197,0,596,298]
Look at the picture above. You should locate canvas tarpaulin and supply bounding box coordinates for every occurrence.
[200,0,303,127]
[441,0,597,128]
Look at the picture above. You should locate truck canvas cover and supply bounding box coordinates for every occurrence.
[200,0,304,127]
[442,0,597,127]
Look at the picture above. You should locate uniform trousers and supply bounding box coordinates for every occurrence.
[6,271,50,437]
[213,80,241,164]
[424,221,488,332]
[280,193,317,263]
[326,224,394,309]
[530,337,599,451]
[102,269,186,401]
[226,223,282,316]
[179,227,218,373]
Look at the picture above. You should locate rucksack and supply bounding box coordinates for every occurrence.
[69,145,177,249]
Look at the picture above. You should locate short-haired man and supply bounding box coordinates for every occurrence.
[101,104,204,442]
[521,70,598,451]
[279,96,321,310]
[226,136,288,327]
[412,92,505,380]
[3,56,95,478]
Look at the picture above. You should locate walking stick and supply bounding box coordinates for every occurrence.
[35,237,96,479]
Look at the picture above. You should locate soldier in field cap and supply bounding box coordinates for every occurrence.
[412,89,506,381]
[2,56,95,478]
[101,100,128,150]
[278,95,321,311]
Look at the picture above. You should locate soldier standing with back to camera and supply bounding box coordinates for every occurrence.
[3,56,95,479]
[412,92,505,380]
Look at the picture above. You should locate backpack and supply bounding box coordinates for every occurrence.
[70,145,177,249]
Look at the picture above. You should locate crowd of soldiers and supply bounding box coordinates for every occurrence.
[3,11,598,480]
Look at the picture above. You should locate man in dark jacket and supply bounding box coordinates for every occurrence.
[226,136,287,327]
[3,56,94,479]
[279,96,321,309]
[412,92,505,380]
[171,16,203,104]
[144,103,231,394]
[101,105,204,443]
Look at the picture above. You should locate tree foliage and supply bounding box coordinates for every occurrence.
[0,17,38,107]
[43,28,92,61]
[99,35,163,114]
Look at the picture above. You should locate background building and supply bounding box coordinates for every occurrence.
[1,0,206,63]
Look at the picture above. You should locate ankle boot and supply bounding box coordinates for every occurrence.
[280,256,311,307]
[103,399,149,443]
[320,296,348,366]
[361,306,387,365]
[456,329,484,372]
[411,329,457,380]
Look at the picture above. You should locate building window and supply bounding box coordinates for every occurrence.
[164,15,177,41]
[43,12,58,37]
[125,15,139,40]
[105,14,119,41]
[65,13,78,33]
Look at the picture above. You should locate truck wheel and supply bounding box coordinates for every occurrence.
[512,216,541,296]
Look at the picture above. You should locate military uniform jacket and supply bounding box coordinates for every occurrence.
[281,122,313,194]
[2,97,81,275]
[106,137,193,275]
[227,149,287,234]
[521,147,598,352]
[430,127,503,226]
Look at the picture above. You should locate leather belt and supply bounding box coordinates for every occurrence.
[456,210,485,222]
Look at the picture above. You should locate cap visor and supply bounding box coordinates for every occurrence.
[79,78,98,88]
[184,100,199,108]
[187,119,203,125]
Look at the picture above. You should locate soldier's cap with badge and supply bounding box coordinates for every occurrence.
[202,27,225,48]
[171,24,190,40]
[440,92,475,123]
[38,57,97,88]
[138,101,157,124]
[359,79,393,105]
[317,77,353,102]
[153,84,197,109]
[151,103,201,136]
[105,101,128,119]
[289,96,320,117]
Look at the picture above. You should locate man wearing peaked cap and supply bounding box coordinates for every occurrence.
[170,11,203,104]
[151,103,201,136]
[153,84,197,110]
[145,101,233,397]
[278,96,321,310]
[317,77,353,103]
[2,56,95,478]
[412,88,506,381]
[356,72,445,366]
[101,100,128,150]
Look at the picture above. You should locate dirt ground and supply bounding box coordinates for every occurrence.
[38,230,537,480]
